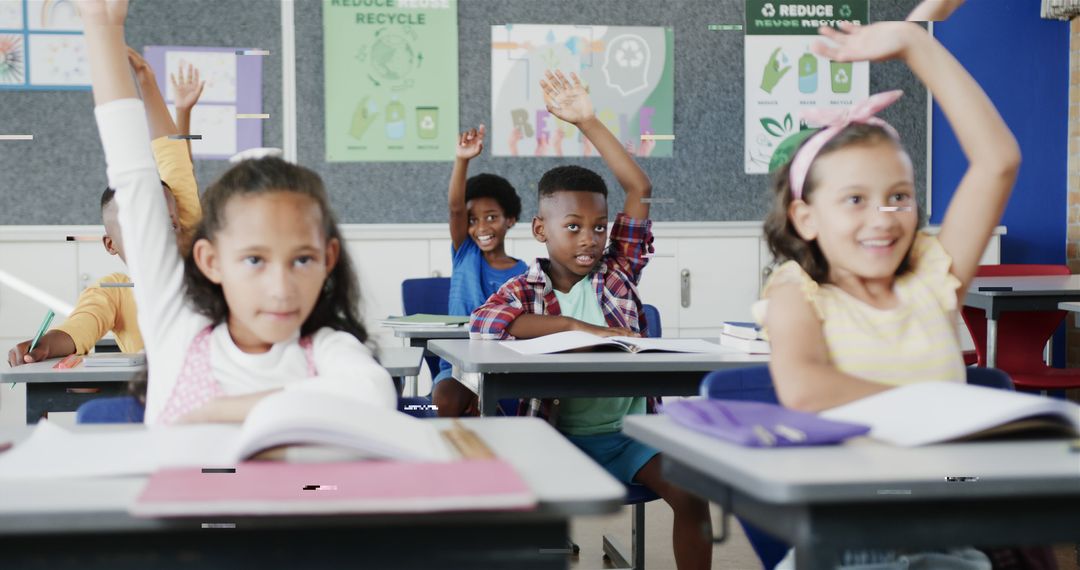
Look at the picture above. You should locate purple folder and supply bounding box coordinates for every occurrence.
[661,399,870,448]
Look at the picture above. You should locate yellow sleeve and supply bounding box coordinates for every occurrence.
[53,273,128,355]
[907,232,963,312]
[151,136,202,234]
[752,260,824,339]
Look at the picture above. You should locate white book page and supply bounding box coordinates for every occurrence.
[498,331,615,355]
[610,337,735,354]
[237,390,452,462]
[0,421,238,480]
[821,382,1080,447]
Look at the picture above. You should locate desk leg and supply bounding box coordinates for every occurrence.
[478,373,499,417]
[986,317,998,368]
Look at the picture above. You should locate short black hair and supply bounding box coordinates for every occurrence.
[465,173,522,220]
[538,165,608,199]
[101,180,173,211]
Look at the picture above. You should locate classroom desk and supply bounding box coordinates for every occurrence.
[428,339,768,416]
[964,275,1080,367]
[388,325,469,397]
[1,359,144,424]
[0,417,623,570]
[3,347,422,424]
[624,414,1080,570]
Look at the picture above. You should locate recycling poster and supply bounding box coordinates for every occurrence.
[324,0,459,162]
[744,0,868,174]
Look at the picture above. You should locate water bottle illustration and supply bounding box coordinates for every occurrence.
[385,97,406,140]
[798,49,818,94]
[830,60,853,94]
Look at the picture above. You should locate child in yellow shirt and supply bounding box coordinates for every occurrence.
[6,48,203,365]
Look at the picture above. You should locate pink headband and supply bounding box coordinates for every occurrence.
[789,90,904,200]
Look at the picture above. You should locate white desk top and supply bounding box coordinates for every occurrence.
[1,348,422,383]
[428,339,768,374]
[1059,302,1080,313]
[624,415,1080,504]
[0,358,145,384]
[0,417,623,530]
[968,275,1080,296]
[375,346,424,377]
[391,326,469,340]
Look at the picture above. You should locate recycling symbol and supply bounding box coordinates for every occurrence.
[839,4,852,17]
[614,40,645,68]
[835,68,849,84]
[762,2,775,17]
[420,116,435,129]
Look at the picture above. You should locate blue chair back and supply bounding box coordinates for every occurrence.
[76,396,145,424]
[965,366,1015,391]
[641,304,662,338]
[401,277,452,379]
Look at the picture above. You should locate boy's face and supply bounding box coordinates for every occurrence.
[101,186,180,264]
[192,192,339,352]
[532,190,608,286]
[466,196,515,253]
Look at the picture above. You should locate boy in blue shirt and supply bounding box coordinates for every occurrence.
[471,70,711,570]
[432,124,528,416]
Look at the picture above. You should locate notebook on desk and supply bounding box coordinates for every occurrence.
[131,459,536,517]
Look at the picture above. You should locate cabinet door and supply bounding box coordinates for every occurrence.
[76,240,128,290]
[0,243,77,340]
[347,240,429,347]
[636,235,679,334]
[677,237,760,329]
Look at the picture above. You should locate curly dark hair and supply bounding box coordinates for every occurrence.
[763,123,918,284]
[183,157,369,343]
[538,165,608,199]
[465,173,522,220]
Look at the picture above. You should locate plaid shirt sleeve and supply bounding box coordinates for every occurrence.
[603,212,654,284]
[469,276,530,340]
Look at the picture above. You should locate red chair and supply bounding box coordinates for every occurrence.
[960,264,1080,391]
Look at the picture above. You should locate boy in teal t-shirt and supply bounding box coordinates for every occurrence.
[470,70,712,570]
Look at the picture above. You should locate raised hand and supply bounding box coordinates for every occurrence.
[456,124,485,160]
[508,126,523,157]
[170,61,205,111]
[812,22,915,63]
[126,46,153,83]
[540,69,594,125]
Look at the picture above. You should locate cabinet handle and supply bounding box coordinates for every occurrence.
[680,269,691,308]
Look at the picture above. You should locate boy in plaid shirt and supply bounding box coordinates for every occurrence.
[471,70,712,570]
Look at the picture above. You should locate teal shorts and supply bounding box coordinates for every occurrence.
[565,431,660,485]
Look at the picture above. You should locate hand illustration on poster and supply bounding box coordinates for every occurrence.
[491,24,674,158]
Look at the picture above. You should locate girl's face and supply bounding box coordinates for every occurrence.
[790,141,918,285]
[466,196,515,253]
[193,192,339,353]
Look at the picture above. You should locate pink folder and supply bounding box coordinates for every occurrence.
[131,459,536,517]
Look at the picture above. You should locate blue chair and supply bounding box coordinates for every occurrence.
[76,396,145,424]
[599,304,663,570]
[698,365,1017,569]
[401,277,453,380]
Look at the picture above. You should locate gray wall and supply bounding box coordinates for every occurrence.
[0,0,921,224]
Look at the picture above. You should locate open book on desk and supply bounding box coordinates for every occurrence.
[821,381,1080,447]
[499,330,734,356]
[0,390,457,480]
[380,314,470,327]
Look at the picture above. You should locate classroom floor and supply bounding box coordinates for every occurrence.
[570,502,763,569]
[570,502,1080,570]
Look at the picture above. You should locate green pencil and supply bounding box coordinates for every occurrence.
[12,310,55,388]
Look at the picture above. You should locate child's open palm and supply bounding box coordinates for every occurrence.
[812,22,913,63]
[457,124,485,160]
[75,0,128,25]
[540,70,593,125]
[171,62,205,111]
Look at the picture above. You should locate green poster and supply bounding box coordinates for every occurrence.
[324,0,459,162]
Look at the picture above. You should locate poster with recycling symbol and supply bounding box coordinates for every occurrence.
[744,0,868,174]
[324,0,458,162]
[491,25,674,158]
